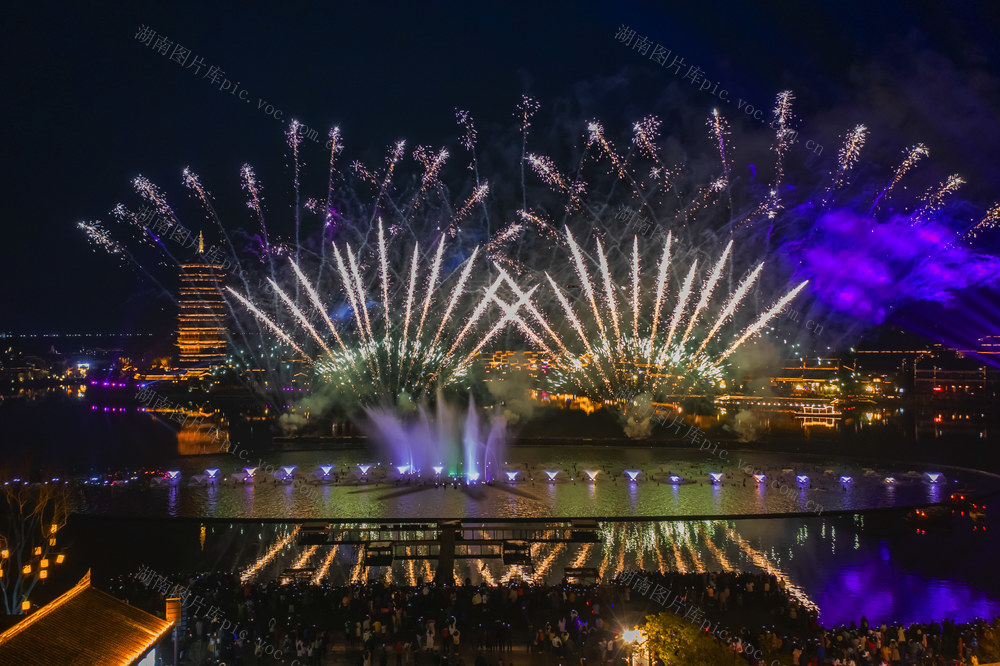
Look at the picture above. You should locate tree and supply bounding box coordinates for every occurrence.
[977,619,1000,663]
[0,483,71,615]
[642,612,735,665]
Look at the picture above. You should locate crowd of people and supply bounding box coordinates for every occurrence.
[620,568,1000,665]
[108,568,999,665]
[112,571,633,665]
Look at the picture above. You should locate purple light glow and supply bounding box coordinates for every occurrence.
[788,210,1000,324]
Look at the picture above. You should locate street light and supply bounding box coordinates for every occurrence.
[623,627,647,666]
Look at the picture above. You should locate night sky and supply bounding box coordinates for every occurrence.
[4,0,1000,340]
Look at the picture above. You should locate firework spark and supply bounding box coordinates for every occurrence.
[823,124,868,205]
[517,229,807,426]
[232,220,518,406]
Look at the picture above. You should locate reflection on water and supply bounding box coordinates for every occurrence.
[75,447,998,520]
[69,443,1000,627]
[189,510,998,627]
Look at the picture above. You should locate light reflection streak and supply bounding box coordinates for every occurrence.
[725,526,818,614]
[291,544,319,569]
[241,526,301,584]
[311,543,340,585]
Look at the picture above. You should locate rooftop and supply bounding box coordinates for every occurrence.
[0,571,173,666]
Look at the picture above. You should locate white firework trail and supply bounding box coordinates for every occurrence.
[587,120,628,180]
[632,115,662,160]
[665,262,699,348]
[415,240,447,342]
[225,288,309,359]
[915,174,965,222]
[823,124,868,205]
[630,237,640,339]
[694,264,762,357]
[963,203,1000,240]
[289,259,348,352]
[452,182,489,226]
[718,280,810,361]
[267,277,337,361]
[235,220,513,404]
[679,241,732,347]
[427,247,481,350]
[596,238,623,343]
[528,230,807,410]
[870,143,929,214]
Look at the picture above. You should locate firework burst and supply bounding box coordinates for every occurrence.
[513,228,807,417]
[78,89,1000,421]
[229,219,525,409]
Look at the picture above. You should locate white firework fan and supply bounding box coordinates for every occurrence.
[228,219,528,408]
[521,228,808,403]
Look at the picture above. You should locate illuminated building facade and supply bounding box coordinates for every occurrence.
[176,263,227,376]
[479,350,549,379]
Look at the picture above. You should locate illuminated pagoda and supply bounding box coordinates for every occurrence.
[176,234,228,377]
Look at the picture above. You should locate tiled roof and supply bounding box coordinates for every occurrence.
[0,571,174,666]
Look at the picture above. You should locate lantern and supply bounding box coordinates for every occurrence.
[50,524,57,534]
[40,559,48,568]
[49,538,56,547]
[39,570,47,580]
[33,547,41,556]
[22,565,31,575]
[1,549,8,558]
[56,554,65,564]
[21,600,29,611]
